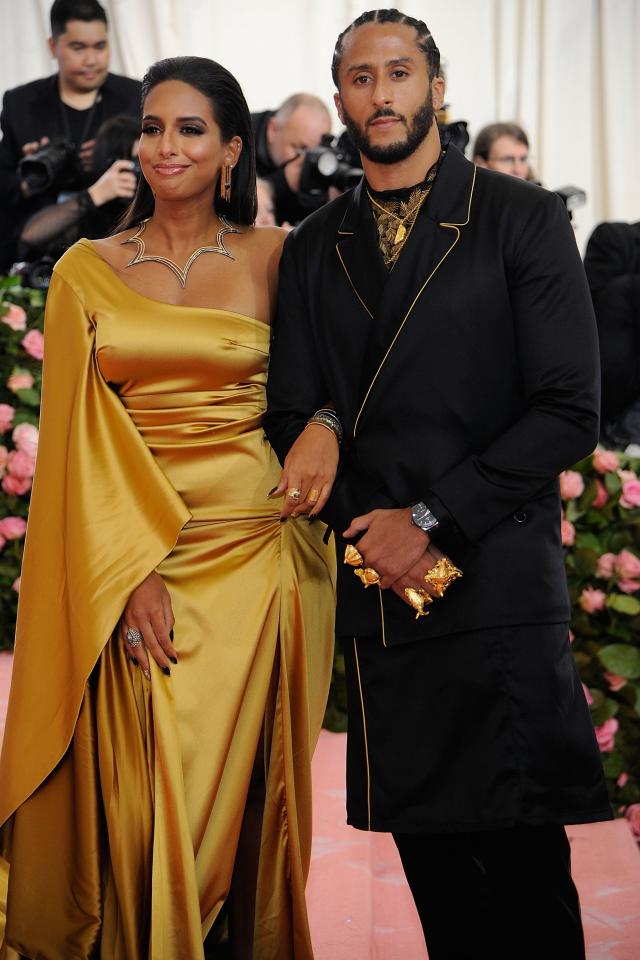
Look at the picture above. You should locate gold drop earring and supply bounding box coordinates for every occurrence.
[220,164,232,203]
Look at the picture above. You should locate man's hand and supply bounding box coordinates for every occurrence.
[343,507,429,588]
[21,136,50,157]
[79,138,96,171]
[390,543,445,609]
[88,159,137,207]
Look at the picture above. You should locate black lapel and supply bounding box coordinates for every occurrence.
[353,146,477,434]
[28,76,65,140]
[335,180,387,319]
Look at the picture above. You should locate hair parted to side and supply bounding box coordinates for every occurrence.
[472,122,529,160]
[119,56,257,230]
[50,0,107,39]
[331,8,440,87]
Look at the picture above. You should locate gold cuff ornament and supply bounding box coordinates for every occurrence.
[423,556,463,597]
[354,567,381,588]
[404,587,433,619]
[344,544,364,566]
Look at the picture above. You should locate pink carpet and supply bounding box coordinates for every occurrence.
[1,652,639,957]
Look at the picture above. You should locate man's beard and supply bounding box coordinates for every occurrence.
[341,90,435,165]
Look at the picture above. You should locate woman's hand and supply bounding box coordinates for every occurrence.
[119,571,177,679]
[270,423,339,519]
[88,159,137,207]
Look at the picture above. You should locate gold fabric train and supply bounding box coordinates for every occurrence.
[0,239,336,959]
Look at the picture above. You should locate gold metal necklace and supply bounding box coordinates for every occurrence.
[122,216,241,288]
[367,188,429,245]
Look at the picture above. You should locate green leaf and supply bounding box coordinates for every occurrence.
[606,594,640,616]
[13,388,40,407]
[572,548,599,577]
[602,752,625,779]
[591,696,619,725]
[575,531,602,551]
[604,472,622,496]
[598,644,640,678]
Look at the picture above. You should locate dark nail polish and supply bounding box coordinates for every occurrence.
[170,656,178,664]
[267,486,277,497]
[131,657,138,666]
[280,517,287,523]
[307,515,317,524]
[162,666,171,676]
[169,629,174,641]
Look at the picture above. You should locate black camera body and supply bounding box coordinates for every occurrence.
[298,132,363,205]
[18,137,81,196]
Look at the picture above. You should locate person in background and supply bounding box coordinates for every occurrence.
[252,93,331,225]
[255,176,276,226]
[473,121,534,181]
[18,114,139,263]
[0,0,140,270]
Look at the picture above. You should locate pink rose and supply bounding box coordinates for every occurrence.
[604,671,628,692]
[12,422,38,458]
[7,372,34,393]
[2,473,31,496]
[0,404,15,433]
[561,517,575,546]
[595,717,619,752]
[617,772,629,788]
[560,470,585,500]
[618,469,638,483]
[592,450,620,473]
[618,579,640,594]
[21,328,44,360]
[626,804,640,840]
[581,683,594,706]
[11,576,20,593]
[568,629,575,644]
[619,480,640,508]
[7,450,35,480]
[580,586,607,613]
[591,479,609,509]
[615,549,640,580]
[596,552,617,578]
[0,516,27,539]
[1,303,27,331]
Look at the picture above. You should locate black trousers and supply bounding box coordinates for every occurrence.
[393,824,585,960]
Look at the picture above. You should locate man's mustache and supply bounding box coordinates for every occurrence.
[367,109,407,127]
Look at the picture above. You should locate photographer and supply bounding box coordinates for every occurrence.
[17,114,139,267]
[251,93,331,225]
[0,0,141,270]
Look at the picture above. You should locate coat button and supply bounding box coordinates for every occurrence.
[513,510,528,523]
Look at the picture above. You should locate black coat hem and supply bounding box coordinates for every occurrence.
[346,806,614,835]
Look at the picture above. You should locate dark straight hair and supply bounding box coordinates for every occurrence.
[50,0,107,39]
[119,56,257,230]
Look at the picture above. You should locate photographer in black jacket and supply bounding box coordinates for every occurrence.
[0,0,140,270]
[251,93,331,226]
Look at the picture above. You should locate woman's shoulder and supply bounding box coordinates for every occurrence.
[244,224,287,255]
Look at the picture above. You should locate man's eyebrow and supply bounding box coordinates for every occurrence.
[346,56,416,74]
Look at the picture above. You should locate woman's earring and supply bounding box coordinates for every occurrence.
[220,164,232,203]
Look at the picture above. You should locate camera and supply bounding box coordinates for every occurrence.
[298,132,363,203]
[18,137,80,196]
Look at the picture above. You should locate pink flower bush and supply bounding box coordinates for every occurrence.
[561,516,575,546]
[7,371,34,393]
[626,804,640,840]
[6,450,35,480]
[1,303,27,331]
[12,422,38,458]
[618,579,640,594]
[592,450,620,473]
[560,470,585,500]
[0,516,27,539]
[2,474,32,496]
[596,553,617,578]
[0,404,15,433]
[615,549,640,580]
[0,446,7,478]
[21,329,44,360]
[579,586,607,613]
[592,479,609,509]
[604,672,628,692]
[617,772,629,788]
[620,480,640,509]
[595,717,619,752]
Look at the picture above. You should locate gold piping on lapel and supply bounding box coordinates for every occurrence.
[353,637,372,830]
[336,243,374,319]
[353,166,477,437]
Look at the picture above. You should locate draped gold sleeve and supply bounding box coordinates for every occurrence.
[0,262,190,829]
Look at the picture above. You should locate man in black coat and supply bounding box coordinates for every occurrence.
[264,9,611,959]
[0,0,140,270]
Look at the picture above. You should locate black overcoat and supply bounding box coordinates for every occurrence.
[264,144,611,830]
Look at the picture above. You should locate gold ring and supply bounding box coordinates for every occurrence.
[354,566,381,588]
[307,487,320,503]
[404,586,433,619]
[286,487,302,500]
[423,556,463,597]
[344,544,364,566]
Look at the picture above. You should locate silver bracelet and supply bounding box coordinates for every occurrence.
[307,408,343,444]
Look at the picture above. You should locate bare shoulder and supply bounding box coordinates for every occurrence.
[90,228,138,269]
[244,225,288,258]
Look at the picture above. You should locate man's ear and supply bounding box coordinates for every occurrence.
[266,114,278,148]
[431,75,445,113]
[334,92,345,125]
[47,36,57,59]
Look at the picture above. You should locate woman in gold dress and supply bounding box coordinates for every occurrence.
[0,57,337,960]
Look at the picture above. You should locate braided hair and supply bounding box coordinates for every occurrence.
[331,8,441,86]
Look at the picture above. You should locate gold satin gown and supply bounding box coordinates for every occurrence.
[0,239,335,960]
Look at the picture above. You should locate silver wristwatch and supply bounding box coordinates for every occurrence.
[410,501,439,534]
